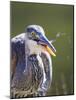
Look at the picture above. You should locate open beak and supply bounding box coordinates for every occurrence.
[38,35,56,57]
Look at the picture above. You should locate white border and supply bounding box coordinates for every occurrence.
[10,0,75,5]
[0,0,76,100]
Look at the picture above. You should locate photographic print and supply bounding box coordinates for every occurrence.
[10,1,74,98]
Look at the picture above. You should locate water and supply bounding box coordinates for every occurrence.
[10,1,74,96]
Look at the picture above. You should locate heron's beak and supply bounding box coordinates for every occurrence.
[38,35,56,57]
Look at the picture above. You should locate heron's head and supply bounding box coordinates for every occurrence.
[26,25,56,56]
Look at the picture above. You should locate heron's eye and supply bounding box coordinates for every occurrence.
[31,32,36,36]
[31,31,39,40]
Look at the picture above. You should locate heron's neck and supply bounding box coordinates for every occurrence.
[26,38,42,55]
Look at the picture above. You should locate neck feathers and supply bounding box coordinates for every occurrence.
[26,39,42,55]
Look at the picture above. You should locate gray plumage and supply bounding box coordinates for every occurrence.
[11,25,54,98]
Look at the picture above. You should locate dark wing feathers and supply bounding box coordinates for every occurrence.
[11,34,25,80]
[11,34,52,98]
[35,52,52,96]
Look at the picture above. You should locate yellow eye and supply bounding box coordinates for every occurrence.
[31,32,35,36]
[31,31,39,39]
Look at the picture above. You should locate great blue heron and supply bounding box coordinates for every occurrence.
[11,25,56,98]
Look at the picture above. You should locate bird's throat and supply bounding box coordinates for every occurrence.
[27,39,42,55]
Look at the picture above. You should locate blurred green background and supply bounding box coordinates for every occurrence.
[10,1,74,96]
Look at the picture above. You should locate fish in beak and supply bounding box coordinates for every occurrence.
[38,35,56,57]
